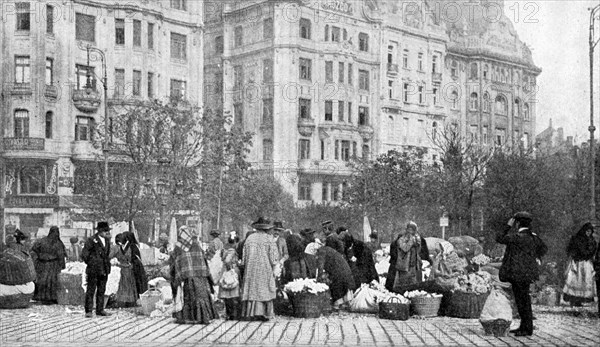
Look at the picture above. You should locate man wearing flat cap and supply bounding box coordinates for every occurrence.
[82,221,113,317]
[496,211,547,337]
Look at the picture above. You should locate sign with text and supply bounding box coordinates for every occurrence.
[2,138,45,151]
[321,0,353,14]
[440,216,449,227]
[6,195,59,208]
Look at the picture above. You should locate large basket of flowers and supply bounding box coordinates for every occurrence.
[404,290,443,317]
[445,271,492,318]
[284,278,330,318]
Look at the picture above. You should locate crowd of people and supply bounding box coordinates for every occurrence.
[1,212,599,331]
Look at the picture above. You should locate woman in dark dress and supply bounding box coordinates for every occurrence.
[342,234,378,286]
[31,226,66,304]
[315,245,356,310]
[281,234,319,285]
[170,226,217,324]
[123,232,148,295]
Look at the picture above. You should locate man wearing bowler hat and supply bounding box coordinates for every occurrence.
[497,211,547,336]
[82,221,112,318]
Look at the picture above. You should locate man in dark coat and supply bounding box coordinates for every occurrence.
[496,212,547,336]
[82,222,112,318]
[322,221,345,254]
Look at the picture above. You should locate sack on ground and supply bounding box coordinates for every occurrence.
[350,284,378,313]
[479,288,512,322]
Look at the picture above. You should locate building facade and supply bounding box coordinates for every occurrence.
[0,0,203,237]
[204,0,541,203]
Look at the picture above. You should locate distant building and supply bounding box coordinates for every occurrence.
[535,119,574,155]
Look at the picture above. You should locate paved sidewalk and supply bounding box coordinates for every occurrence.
[1,305,598,346]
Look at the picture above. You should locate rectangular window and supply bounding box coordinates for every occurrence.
[433,87,439,105]
[363,145,370,160]
[333,184,340,201]
[76,13,95,42]
[338,62,344,83]
[234,103,243,127]
[263,98,273,124]
[45,112,53,139]
[432,55,438,73]
[338,101,344,122]
[215,35,224,54]
[358,69,369,91]
[341,141,350,161]
[320,140,325,160]
[348,102,352,123]
[299,98,311,119]
[19,167,45,194]
[114,69,125,97]
[418,53,424,71]
[14,110,29,138]
[170,0,187,11]
[495,128,505,146]
[46,5,54,34]
[170,33,187,60]
[332,26,341,42]
[403,50,409,69]
[403,83,409,102]
[214,71,223,94]
[263,18,274,39]
[325,61,333,83]
[358,106,369,126]
[16,2,30,31]
[133,20,142,47]
[352,141,357,158]
[483,126,489,144]
[75,116,94,141]
[115,19,125,45]
[263,58,273,82]
[359,33,369,52]
[348,63,353,85]
[299,139,310,159]
[263,139,273,161]
[335,140,339,160]
[322,182,328,201]
[299,18,311,39]
[298,181,311,201]
[325,101,333,121]
[299,58,312,80]
[170,79,186,100]
[523,132,529,149]
[147,72,154,98]
[148,23,154,50]
[45,58,53,85]
[15,56,30,84]
[234,65,243,89]
[418,86,424,104]
[76,64,96,90]
[388,80,393,99]
[133,70,142,96]
[234,26,243,47]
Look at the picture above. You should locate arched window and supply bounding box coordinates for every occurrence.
[514,98,521,117]
[45,111,53,139]
[470,92,478,110]
[524,103,530,120]
[470,63,478,79]
[14,109,30,138]
[495,95,507,115]
[483,92,490,112]
[324,25,329,41]
[451,89,459,109]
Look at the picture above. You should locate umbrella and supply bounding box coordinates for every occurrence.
[363,215,372,243]
[169,217,178,247]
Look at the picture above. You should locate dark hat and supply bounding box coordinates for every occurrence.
[95,221,111,232]
[369,232,378,239]
[251,217,273,231]
[514,211,532,223]
[14,229,27,241]
[300,228,316,237]
[336,226,348,234]
[321,220,333,227]
[210,229,221,237]
[273,221,285,231]
[69,236,79,244]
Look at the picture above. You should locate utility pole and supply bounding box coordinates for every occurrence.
[589,6,600,223]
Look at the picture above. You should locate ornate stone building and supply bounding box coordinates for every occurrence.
[0,0,203,237]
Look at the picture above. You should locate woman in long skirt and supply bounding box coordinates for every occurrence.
[240,218,280,321]
[170,226,217,324]
[31,226,66,304]
[563,223,597,306]
[109,233,138,307]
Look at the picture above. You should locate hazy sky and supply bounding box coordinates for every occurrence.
[505,0,600,142]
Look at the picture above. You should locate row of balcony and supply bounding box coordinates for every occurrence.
[386,64,443,82]
[297,118,374,140]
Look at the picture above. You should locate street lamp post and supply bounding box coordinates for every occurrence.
[79,43,109,218]
[589,6,600,223]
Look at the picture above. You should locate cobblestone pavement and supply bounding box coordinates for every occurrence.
[1,304,598,347]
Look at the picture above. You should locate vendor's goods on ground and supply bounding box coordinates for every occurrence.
[0,282,34,309]
[350,281,409,313]
[479,289,512,337]
[57,262,120,306]
[404,290,443,317]
[140,288,163,316]
[0,248,36,286]
[284,278,330,318]
[444,272,492,318]
[448,236,483,258]
[379,296,410,321]
[535,286,559,306]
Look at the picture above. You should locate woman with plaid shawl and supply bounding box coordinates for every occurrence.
[170,226,218,324]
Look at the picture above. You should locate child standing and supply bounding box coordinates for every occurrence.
[219,236,241,320]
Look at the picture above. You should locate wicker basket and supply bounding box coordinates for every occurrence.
[410,296,442,317]
[379,297,410,320]
[274,290,293,316]
[290,292,327,318]
[481,319,511,337]
[445,291,490,318]
[0,293,33,309]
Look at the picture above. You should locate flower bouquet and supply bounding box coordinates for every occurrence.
[446,271,492,318]
[283,278,330,318]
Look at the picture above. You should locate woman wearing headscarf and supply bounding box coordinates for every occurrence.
[341,233,378,286]
[31,226,66,304]
[170,226,217,324]
[562,222,597,306]
[240,217,280,321]
[109,232,147,307]
[387,221,423,293]
[124,232,148,296]
[11,229,30,254]
[281,234,319,285]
